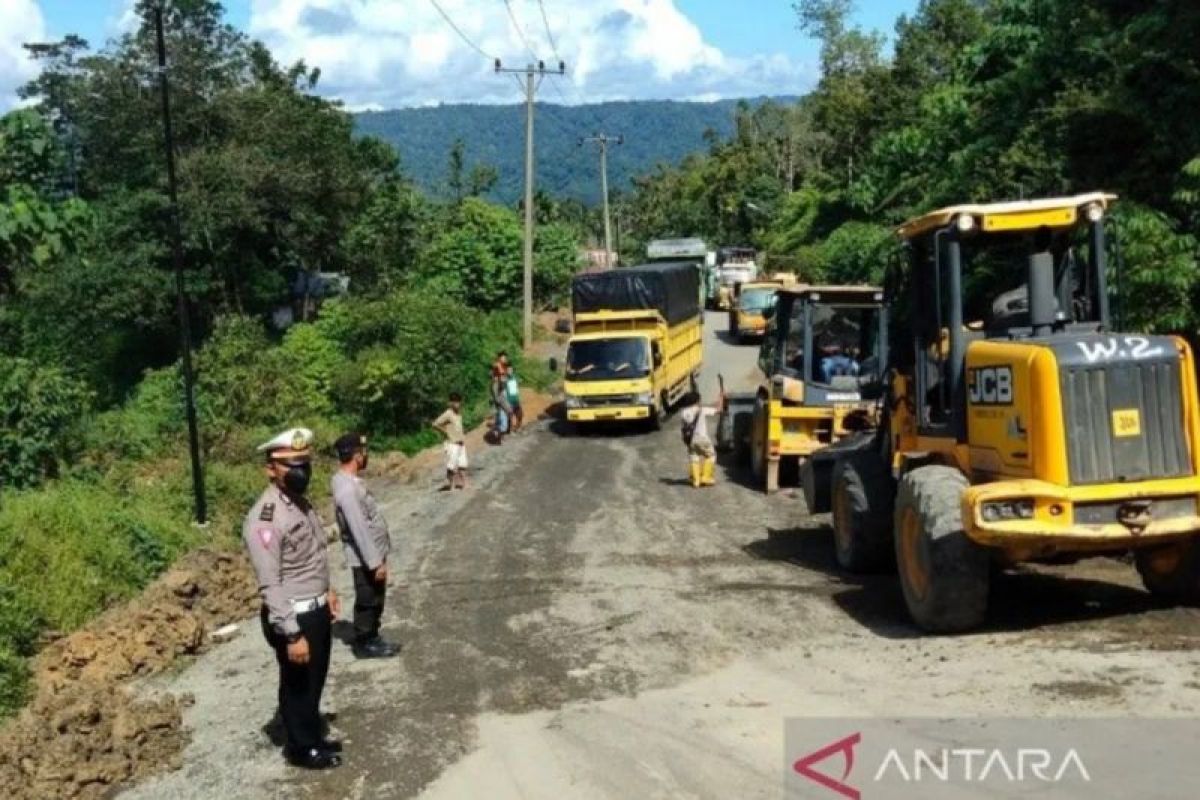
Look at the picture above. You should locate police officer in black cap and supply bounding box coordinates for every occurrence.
[332,432,400,659]
[243,428,342,770]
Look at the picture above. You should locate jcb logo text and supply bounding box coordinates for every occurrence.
[968,366,1013,405]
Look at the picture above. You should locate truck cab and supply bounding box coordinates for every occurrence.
[714,246,759,310]
[562,316,661,423]
[561,263,703,429]
[728,274,798,342]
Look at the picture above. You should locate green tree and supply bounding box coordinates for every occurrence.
[0,357,92,490]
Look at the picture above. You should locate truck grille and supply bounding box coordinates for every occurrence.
[583,394,638,408]
[1060,360,1191,485]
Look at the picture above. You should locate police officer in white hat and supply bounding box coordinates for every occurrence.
[243,427,342,770]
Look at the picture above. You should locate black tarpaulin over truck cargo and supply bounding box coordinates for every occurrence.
[572,262,701,325]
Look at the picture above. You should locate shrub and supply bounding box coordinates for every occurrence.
[194,315,343,459]
[0,481,199,633]
[0,647,29,717]
[0,356,92,491]
[82,366,184,467]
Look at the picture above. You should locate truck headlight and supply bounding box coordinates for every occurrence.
[634,392,654,406]
[981,499,1035,522]
[564,393,585,409]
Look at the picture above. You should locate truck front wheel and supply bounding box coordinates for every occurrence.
[893,465,990,633]
[650,392,669,431]
[1135,539,1200,604]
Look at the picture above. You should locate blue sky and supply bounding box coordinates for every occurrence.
[5,1,920,110]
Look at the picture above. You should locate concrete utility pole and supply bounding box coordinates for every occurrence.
[580,133,623,268]
[495,59,566,350]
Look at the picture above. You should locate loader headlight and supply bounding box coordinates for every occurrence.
[956,214,977,233]
[1085,203,1105,223]
[981,499,1035,522]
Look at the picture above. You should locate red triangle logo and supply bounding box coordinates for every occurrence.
[793,732,862,799]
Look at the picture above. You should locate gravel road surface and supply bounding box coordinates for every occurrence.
[122,312,1200,799]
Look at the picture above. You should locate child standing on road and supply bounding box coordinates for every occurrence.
[505,365,523,433]
[679,391,723,488]
[433,392,468,491]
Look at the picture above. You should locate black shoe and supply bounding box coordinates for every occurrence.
[319,738,344,753]
[351,637,400,659]
[285,746,342,770]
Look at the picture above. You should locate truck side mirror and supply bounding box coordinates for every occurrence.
[548,357,558,373]
[653,348,664,368]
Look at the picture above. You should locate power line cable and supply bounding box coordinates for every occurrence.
[428,0,496,60]
[536,0,563,65]
[501,0,541,62]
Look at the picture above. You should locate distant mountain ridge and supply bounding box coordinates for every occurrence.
[355,97,795,206]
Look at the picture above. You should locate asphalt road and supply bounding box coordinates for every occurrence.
[124,312,1200,800]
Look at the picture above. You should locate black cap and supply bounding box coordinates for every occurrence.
[334,432,367,462]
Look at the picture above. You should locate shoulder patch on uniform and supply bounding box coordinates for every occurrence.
[257,528,274,548]
[259,502,275,522]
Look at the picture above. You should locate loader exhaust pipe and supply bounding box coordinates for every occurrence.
[1028,251,1056,337]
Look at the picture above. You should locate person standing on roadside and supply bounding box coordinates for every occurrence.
[332,432,400,660]
[243,427,342,770]
[491,367,513,441]
[433,392,469,490]
[505,364,524,433]
[679,392,724,488]
[490,351,512,441]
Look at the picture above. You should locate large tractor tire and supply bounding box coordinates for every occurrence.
[831,452,895,573]
[893,465,990,633]
[749,397,779,493]
[1135,538,1200,604]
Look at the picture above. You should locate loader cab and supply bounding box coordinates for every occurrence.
[760,285,888,402]
[896,193,1115,441]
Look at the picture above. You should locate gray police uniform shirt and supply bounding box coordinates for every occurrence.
[242,484,331,636]
[331,471,392,571]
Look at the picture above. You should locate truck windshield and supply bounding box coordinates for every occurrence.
[566,338,651,381]
[740,288,776,312]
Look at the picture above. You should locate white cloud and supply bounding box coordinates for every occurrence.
[248,0,815,109]
[0,0,46,111]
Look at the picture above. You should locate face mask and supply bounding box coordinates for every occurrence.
[283,463,312,495]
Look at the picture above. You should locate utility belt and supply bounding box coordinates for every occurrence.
[290,594,328,614]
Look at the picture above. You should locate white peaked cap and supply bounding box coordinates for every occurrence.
[256,427,315,456]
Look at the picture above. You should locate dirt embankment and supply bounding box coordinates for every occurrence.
[0,549,258,800]
[0,384,563,800]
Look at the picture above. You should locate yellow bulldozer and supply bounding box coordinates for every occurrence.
[803,193,1200,632]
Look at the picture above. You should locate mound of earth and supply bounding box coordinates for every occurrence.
[0,549,258,799]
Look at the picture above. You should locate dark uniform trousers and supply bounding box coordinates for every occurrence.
[351,567,386,643]
[260,604,332,750]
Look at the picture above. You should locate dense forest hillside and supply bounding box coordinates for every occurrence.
[355,98,793,204]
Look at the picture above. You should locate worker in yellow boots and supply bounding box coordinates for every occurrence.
[679,391,724,488]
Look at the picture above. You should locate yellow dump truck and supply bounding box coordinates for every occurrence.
[728,274,797,342]
[559,262,703,428]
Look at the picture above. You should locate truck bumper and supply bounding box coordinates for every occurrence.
[567,405,653,422]
[963,478,1200,556]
